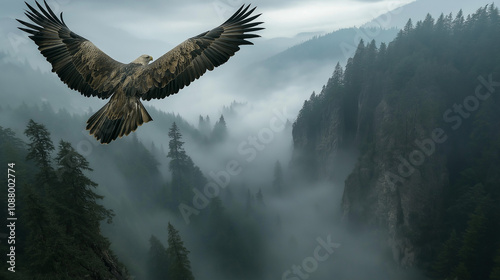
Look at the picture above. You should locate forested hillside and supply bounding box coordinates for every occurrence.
[0,102,275,279]
[0,121,129,279]
[3,1,500,279]
[292,4,500,279]
[247,27,399,93]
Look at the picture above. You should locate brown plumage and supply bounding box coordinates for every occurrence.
[17,1,263,143]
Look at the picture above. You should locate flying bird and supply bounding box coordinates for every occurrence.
[17,1,263,144]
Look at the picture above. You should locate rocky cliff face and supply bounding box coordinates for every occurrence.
[340,98,449,267]
[292,78,448,267]
[291,4,500,274]
[291,85,349,183]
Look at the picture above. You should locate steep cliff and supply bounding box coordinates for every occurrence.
[291,64,353,183]
[291,5,500,273]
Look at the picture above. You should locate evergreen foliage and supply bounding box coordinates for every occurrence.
[167,122,207,206]
[1,120,128,279]
[431,230,460,278]
[198,115,211,138]
[166,223,195,280]
[148,235,170,280]
[2,3,499,279]
[293,4,500,277]
[24,119,56,189]
[211,114,228,143]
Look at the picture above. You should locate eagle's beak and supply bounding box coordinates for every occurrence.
[150,56,153,61]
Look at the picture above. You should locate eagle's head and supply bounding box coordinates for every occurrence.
[132,54,153,66]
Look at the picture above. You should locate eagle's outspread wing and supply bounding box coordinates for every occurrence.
[17,1,263,144]
[139,5,264,101]
[17,0,125,99]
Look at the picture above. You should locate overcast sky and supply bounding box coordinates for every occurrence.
[0,0,420,123]
[2,0,416,62]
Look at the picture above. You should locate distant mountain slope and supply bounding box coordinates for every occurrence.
[243,27,399,94]
[262,27,399,70]
[264,28,399,66]
[258,0,495,73]
[236,0,497,102]
[363,0,495,29]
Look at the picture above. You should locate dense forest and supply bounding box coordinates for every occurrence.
[0,114,271,279]
[293,4,500,280]
[0,120,128,279]
[2,2,500,280]
[0,98,282,279]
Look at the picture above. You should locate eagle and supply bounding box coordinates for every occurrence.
[17,1,263,143]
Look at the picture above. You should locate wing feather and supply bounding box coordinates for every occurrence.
[17,1,124,99]
[140,4,263,101]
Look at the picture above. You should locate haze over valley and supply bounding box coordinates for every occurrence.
[1,1,500,279]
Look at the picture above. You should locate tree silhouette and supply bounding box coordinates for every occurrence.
[22,121,127,279]
[167,222,195,280]
[211,115,228,142]
[54,140,121,279]
[167,122,207,206]
[168,122,190,203]
[24,119,56,192]
[148,235,170,280]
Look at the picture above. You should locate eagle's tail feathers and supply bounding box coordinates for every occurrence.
[86,99,153,144]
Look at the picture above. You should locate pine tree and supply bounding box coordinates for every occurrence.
[211,115,228,142]
[23,184,74,278]
[198,115,205,130]
[24,119,56,191]
[489,4,500,28]
[166,223,195,280]
[148,235,169,280]
[206,115,211,128]
[54,140,123,278]
[23,122,76,278]
[403,18,413,35]
[365,39,378,70]
[452,201,489,280]
[22,126,126,279]
[166,122,208,209]
[168,122,190,203]
[432,230,460,278]
[422,13,435,31]
[435,13,449,33]
[331,62,344,87]
[168,122,189,173]
[198,115,211,136]
[0,126,25,162]
[453,9,465,31]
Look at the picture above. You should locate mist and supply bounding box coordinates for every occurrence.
[0,73,426,280]
[3,0,497,279]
